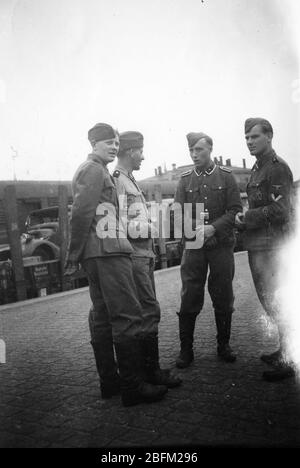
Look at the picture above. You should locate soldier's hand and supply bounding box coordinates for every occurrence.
[235,212,245,226]
[64,259,80,276]
[203,225,216,240]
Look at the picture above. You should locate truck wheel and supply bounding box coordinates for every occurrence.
[32,246,55,261]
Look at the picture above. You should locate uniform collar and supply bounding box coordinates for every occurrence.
[115,164,132,177]
[252,149,277,171]
[87,153,108,168]
[114,164,139,184]
[194,161,216,176]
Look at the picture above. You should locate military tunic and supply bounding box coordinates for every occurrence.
[67,153,143,342]
[244,149,293,317]
[113,165,160,335]
[174,162,242,324]
[113,165,155,258]
[244,149,293,251]
[174,162,242,246]
[68,154,133,261]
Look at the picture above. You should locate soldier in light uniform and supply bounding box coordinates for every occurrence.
[236,118,294,381]
[65,123,167,406]
[113,131,181,388]
[174,132,242,368]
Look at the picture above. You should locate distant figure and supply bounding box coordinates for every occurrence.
[174,132,242,368]
[65,123,167,406]
[113,131,181,389]
[236,118,294,381]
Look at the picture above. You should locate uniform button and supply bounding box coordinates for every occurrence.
[205,209,208,212]
[203,185,207,188]
[204,197,207,200]
[205,221,208,224]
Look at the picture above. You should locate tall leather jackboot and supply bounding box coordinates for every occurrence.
[262,361,295,381]
[91,338,121,399]
[114,338,168,407]
[215,313,236,363]
[260,349,283,366]
[141,333,182,388]
[176,314,197,369]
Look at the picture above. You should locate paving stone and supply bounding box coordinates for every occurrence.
[0,253,300,447]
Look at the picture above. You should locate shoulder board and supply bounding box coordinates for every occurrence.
[181,170,192,177]
[219,166,232,173]
[113,170,120,178]
[272,155,279,163]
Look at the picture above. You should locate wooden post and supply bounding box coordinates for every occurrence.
[58,185,69,291]
[154,184,168,269]
[4,185,27,301]
[144,189,149,202]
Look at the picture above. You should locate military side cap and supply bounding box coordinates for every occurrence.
[244,118,273,134]
[119,131,144,152]
[186,132,213,149]
[88,123,117,143]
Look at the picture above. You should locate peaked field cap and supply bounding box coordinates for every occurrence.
[186,132,213,148]
[119,131,144,152]
[244,118,273,134]
[88,123,118,142]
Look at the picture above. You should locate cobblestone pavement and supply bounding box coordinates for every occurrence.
[0,252,300,448]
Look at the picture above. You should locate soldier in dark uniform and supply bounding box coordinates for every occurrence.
[235,118,294,381]
[65,123,167,406]
[113,131,181,388]
[174,132,242,368]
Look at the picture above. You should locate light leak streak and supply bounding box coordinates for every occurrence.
[276,190,300,376]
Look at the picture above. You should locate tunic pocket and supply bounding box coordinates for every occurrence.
[102,177,117,203]
[185,187,199,203]
[247,180,269,206]
[102,237,133,254]
[210,184,226,207]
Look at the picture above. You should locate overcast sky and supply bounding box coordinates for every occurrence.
[0,0,299,181]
